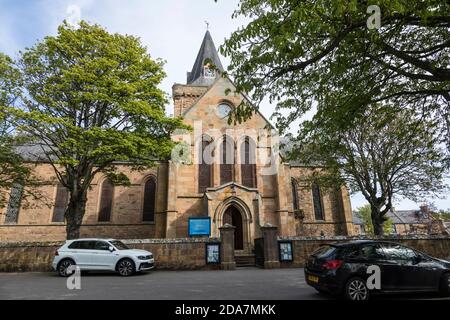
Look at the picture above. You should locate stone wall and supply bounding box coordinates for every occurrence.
[168,77,281,241]
[0,164,163,243]
[288,167,354,237]
[172,84,208,117]
[0,77,355,245]
[277,235,450,268]
[0,224,155,243]
[296,222,348,238]
[126,238,221,270]
[0,238,220,272]
[3,235,449,273]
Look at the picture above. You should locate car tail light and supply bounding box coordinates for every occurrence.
[54,250,59,256]
[322,260,343,270]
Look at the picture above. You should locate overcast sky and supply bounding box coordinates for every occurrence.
[0,0,448,211]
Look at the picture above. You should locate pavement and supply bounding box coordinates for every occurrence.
[0,268,447,300]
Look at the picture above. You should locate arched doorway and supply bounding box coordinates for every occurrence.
[223,206,244,250]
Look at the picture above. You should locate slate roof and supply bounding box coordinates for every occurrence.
[187,31,224,86]
[14,137,311,166]
[352,214,364,225]
[15,143,53,162]
[353,209,433,225]
[394,210,432,224]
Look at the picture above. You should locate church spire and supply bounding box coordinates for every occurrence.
[187,30,224,86]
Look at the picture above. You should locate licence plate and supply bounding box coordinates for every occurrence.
[308,275,319,283]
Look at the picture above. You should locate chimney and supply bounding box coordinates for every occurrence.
[420,204,429,214]
[419,204,431,220]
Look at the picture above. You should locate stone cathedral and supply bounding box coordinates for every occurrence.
[0,31,354,249]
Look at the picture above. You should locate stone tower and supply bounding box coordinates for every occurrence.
[173,31,224,117]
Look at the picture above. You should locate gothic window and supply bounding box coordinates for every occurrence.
[240,137,256,188]
[143,177,156,222]
[5,183,24,224]
[291,179,299,211]
[52,183,69,223]
[198,137,213,193]
[312,183,324,220]
[220,136,234,185]
[98,179,114,222]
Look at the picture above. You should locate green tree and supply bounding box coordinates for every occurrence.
[0,53,34,207]
[10,22,186,239]
[356,204,393,235]
[221,0,450,149]
[220,0,449,235]
[290,104,447,235]
[427,203,450,221]
[434,210,450,221]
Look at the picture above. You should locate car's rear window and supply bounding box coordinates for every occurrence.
[68,241,80,249]
[312,245,337,258]
[68,241,96,250]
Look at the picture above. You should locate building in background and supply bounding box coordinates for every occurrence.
[353,205,449,236]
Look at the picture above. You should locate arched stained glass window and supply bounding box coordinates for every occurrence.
[220,136,234,185]
[5,183,24,224]
[291,179,299,211]
[52,183,69,222]
[98,179,114,222]
[240,137,256,188]
[312,183,324,220]
[198,137,213,193]
[143,177,156,222]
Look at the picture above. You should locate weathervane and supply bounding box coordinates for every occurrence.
[205,20,210,30]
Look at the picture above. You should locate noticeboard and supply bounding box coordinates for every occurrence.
[206,243,221,264]
[279,241,294,262]
[188,217,211,237]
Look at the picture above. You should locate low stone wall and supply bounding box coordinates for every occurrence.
[0,238,220,272]
[0,224,156,243]
[125,239,221,270]
[0,242,61,272]
[2,235,449,272]
[277,235,450,268]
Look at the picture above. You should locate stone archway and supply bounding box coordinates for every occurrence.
[223,205,244,250]
[213,195,253,253]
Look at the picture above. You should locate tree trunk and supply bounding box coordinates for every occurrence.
[65,192,88,240]
[370,205,384,236]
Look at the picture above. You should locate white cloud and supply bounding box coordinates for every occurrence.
[66,4,82,27]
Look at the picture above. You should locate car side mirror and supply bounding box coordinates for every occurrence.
[108,246,115,252]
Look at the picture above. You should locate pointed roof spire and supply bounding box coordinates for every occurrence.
[187,30,224,86]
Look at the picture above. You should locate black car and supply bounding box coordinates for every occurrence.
[304,240,450,300]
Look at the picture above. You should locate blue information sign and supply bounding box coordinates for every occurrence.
[188,217,211,237]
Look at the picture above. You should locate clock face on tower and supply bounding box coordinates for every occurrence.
[217,103,232,119]
[203,65,216,78]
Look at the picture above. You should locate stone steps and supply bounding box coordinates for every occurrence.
[235,254,256,267]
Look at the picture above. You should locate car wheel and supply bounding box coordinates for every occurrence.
[117,259,135,277]
[439,273,450,296]
[58,259,76,277]
[345,277,370,301]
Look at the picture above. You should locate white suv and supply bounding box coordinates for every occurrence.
[52,238,154,277]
